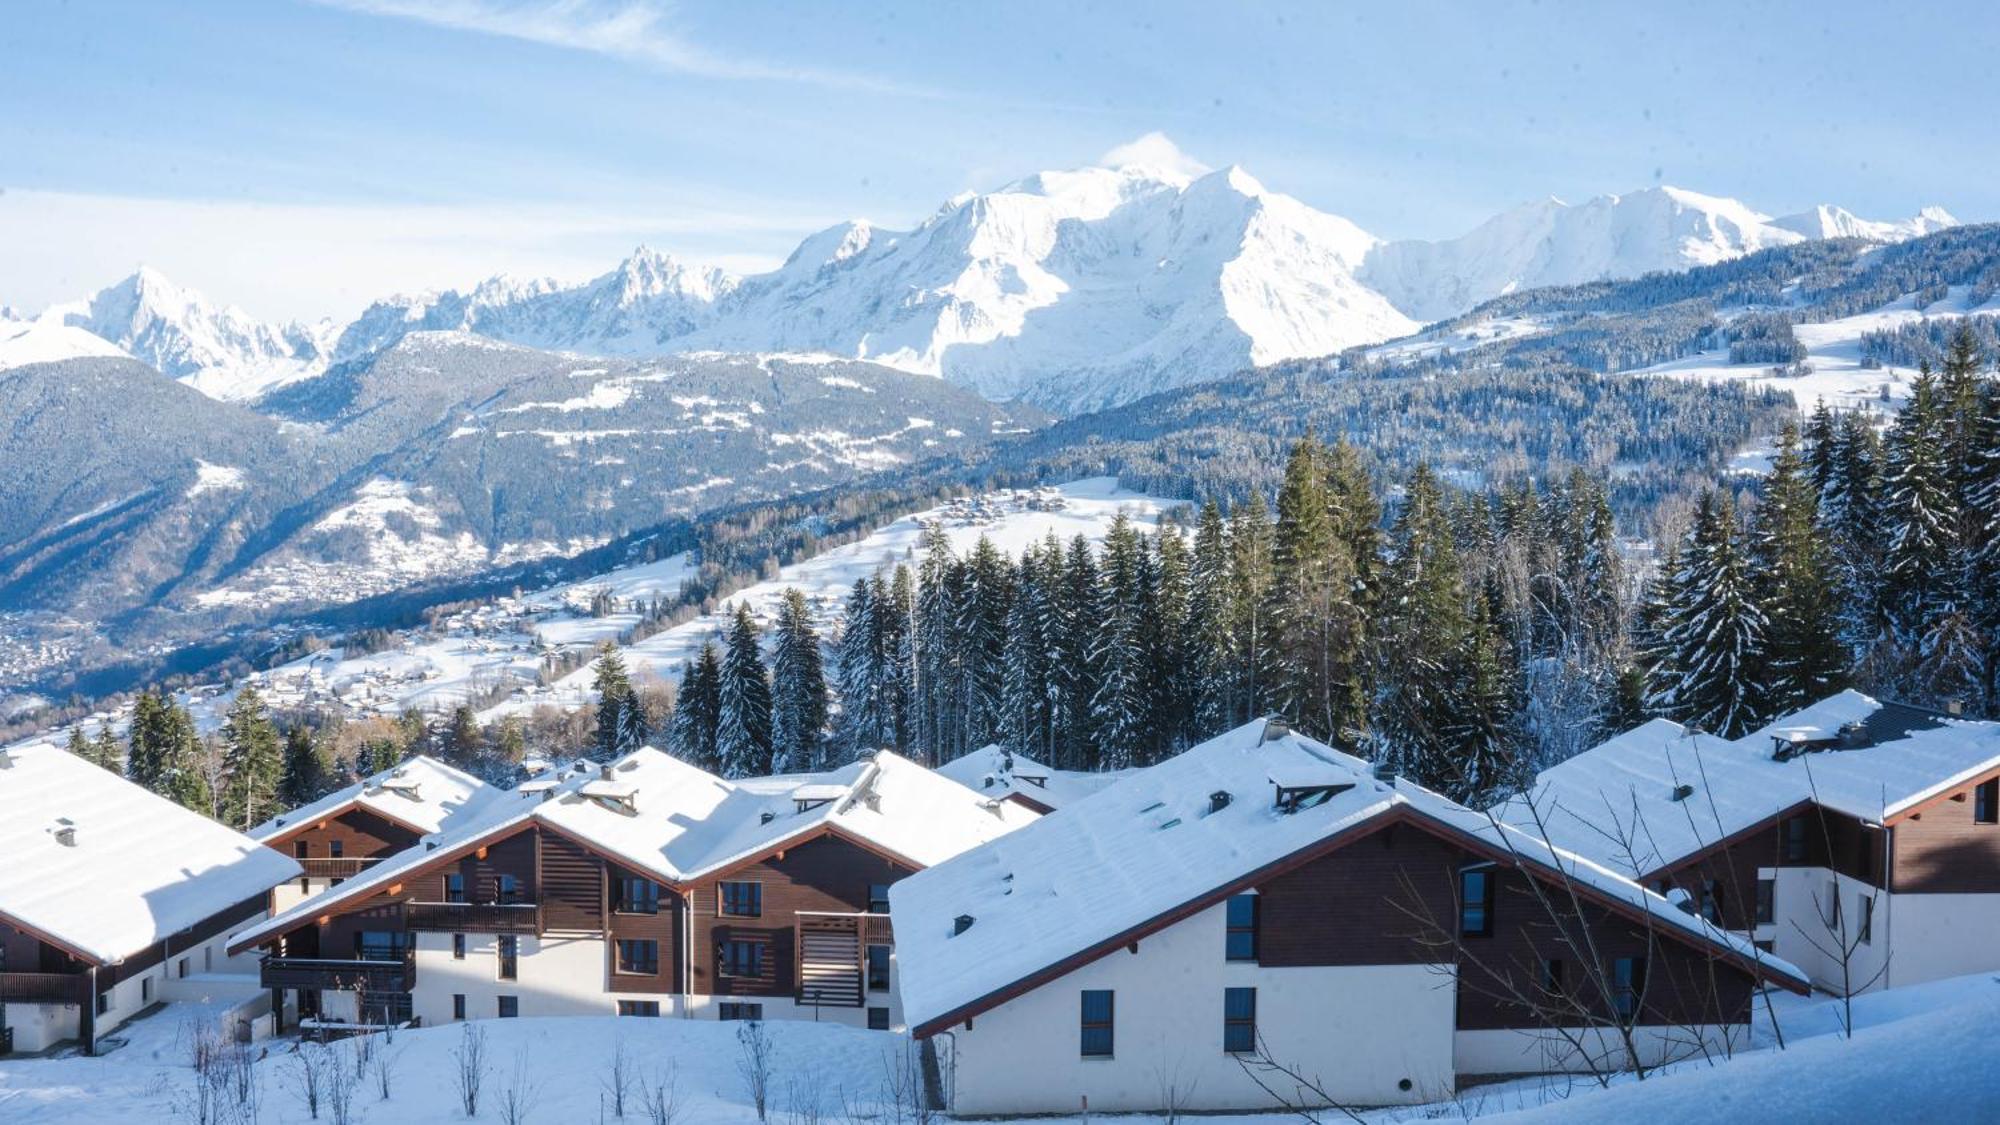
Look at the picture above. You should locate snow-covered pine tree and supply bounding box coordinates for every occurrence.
[155,698,213,814]
[913,528,961,765]
[717,605,775,778]
[66,726,89,760]
[592,645,637,758]
[1055,532,1103,770]
[998,541,1057,761]
[220,685,282,829]
[1152,527,1195,755]
[1089,515,1150,769]
[667,642,723,772]
[126,689,167,789]
[1816,409,1887,662]
[1186,499,1234,741]
[90,723,121,772]
[1225,493,1274,728]
[958,537,1014,755]
[1880,366,1972,702]
[884,567,917,754]
[1970,371,2000,713]
[835,578,885,755]
[1752,423,1847,713]
[1649,490,1769,737]
[770,588,829,771]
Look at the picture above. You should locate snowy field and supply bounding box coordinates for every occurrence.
[1,478,1175,756]
[3,973,1995,1123]
[1634,286,2000,416]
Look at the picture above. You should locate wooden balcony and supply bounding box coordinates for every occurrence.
[795,912,893,1009]
[298,857,381,880]
[261,955,414,993]
[404,902,541,935]
[0,971,90,1006]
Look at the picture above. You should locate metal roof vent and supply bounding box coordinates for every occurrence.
[952,914,975,936]
[760,811,776,825]
[1372,761,1396,785]
[1261,719,1291,743]
[1838,721,1871,749]
[1209,790,1233,814]
[53,820,77,847]
[1670,784,1695,802]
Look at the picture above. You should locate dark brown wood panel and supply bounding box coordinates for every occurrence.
[267,807,421,861]
[607,862,681,994]
[686,832,910,998]
[539,831,605,931]
[1892,767,2000,893]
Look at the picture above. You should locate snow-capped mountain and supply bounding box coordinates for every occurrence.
[4,157,1960,413]
[35,268,331,401]
[1358,186,1958,322]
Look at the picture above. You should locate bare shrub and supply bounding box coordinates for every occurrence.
[454,1021,490,1117]
[601,1035,633,1117]
[287,1041,329,1119]
[639,1062,684,1125]
[736,1020,773,1123]
[496,1048,542,1125]
[325,1045,358,1125]
[373,1042,399,1101]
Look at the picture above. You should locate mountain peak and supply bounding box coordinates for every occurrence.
[1098,131,1212,180]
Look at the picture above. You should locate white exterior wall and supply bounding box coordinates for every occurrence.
[270,877,331,914]
[942,901,1456,1116]
[1454,1024,1745,1077]
[410,931,630,1025]
[1878,891,2000,989]
[2,1001,75,1053]
[4,923,265,1054]
[1768,867,1891,994]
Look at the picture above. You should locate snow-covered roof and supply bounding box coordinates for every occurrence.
[249,754,506,842]
[891,719,1806,1035]
[0,743,300,963]
[933,745,1128,811]
[1501,691,2000,876]
[231,747,1036,953]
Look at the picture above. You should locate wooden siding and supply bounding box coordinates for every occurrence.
[538,831,604,932]
[686,833,910,999]
[266,806,421,861]
[1892,767,2000,893]
[1256,818,1757,1030]
[607,862,681,995]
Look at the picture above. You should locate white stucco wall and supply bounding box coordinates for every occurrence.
[2,1001,75,1053]
[409,931,625,1025]
[1879,891,2000,989]
[1454,1024,1746,1077]
[1768,867,1891,994]
[942,900,1456,1116]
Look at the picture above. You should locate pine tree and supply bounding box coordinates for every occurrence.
[368,737,402,775]
[1880,367,1973,701]
[90,723,121,772]
[883,567,917,754]
[1054,533,1104,769]
[958,537,1014,755]
[1225,494,1275,727]
[1089,515,1151,769]
[155,699,213,814]
[220,686,282,829]
[1186,499,1234,740]
[126,689,167,788]
[835,578,887,755]
[668,643,724,771]
[592,645,637,757]
[998,542,1058,761]
[1152,528,1195,754]
[495,716,528,765]
[1752,423,1847,712]
[1264,436,1357,743]
[717,605,775,778]
[913,529,961,765]
[770,588,829,771]
[1649,491,1769,737]
[446,704,484,766]
[66,726,90,761]
[278,723,327,806]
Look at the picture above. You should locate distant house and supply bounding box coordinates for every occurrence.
[890,719,1805,1116]
[934,745,1127,815]
[228,748,1035,1032]
[250,755,506,910]
[1501,690,2000,996]
[0,742,299,1054]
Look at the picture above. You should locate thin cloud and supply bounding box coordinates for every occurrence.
[316,0,932,95]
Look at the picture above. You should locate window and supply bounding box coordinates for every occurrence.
[616,876,661,915]
[177,957,190,979]
[1460,864,1496,937]
[453,994,466,1020]
[1225,894,1260,962]
[867,944,892,992]
[204,947,213,972]
[445,873,467,903]
[141,977,152,1004]
[497,874,522,904]
[1612,957,1646,1020]
[617,939,660,975]
[723,940,765,978]
[1755,878,1775,925]
[1223,987,1256,1054]
[498,935,518,980]
[329,840,344,859]
[719,1002,764,1022]
[867,1006,891,1031]
[619,1001,661,1017]
[1079,990,1114,1058]
[1827,881,1842,929]
[1783,815,1810,862]
[868,884,892,914]
[497,995,519,1018]
[452,933,467,960]
[720,881,763,918]
[1859,895,1874,945]
[97,991,111,1015]
[356,931,410,962]
[1699,879,1724,924]
[294,841,309,859]
[1540,958,1564,995]
[1976,778,1998,825]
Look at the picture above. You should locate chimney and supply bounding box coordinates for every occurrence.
[1261,719,1291,743]
[953,914,975,936]
[54,825,77,847]
[1838,721,1870,750]
[1208,790,1233,814]
[600,762,615,781]
[1372,762,1396,785]
[1947,699,1964,717]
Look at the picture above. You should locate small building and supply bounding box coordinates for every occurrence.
[890,719,1805,1117]
[250,755,507,911]
[227,748,1036,1032]
[1500,690,2000,996]
[0,742,300,1054]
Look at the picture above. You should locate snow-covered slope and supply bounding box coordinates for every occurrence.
[31,267,330,400]
[0,315,129,367]
[1360,186,1955,322]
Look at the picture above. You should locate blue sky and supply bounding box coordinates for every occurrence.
[2,0,1992,320]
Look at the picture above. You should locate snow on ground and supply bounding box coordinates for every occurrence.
[185,460,247,498]
[1636,286,2000,416]
[488,477,1177,718]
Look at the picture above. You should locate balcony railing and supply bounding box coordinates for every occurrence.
[261,956,414,993]
[404,902,541,935]
[298,857,381,880]
[794,912,893,1008]
[0,971,90,1006]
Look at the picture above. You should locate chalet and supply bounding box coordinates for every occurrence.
[0,742,300,1054]
[227,748,1035,1032]
[890,719,1807,1116]
[250,755,506,910]
[935,745,1127,815]
[1502,690,2000,996]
